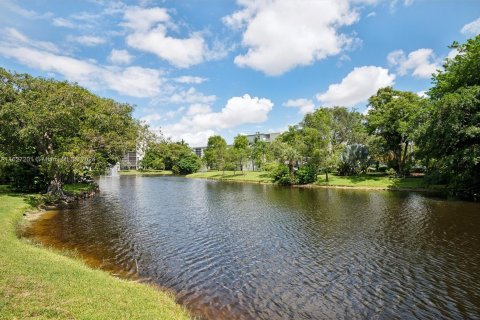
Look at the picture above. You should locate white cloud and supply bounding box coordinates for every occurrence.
[102,66,163,97]
[122,6,170,31]
[284,98,315,115]
[387,48,439,78]
[0,30,163,98]
[122,6,219,68]
[163,94,273,146]
[168,87,216,105]
[461,17,480,36]
[187,104,212,116]
[416,90,428,98]
[52,17,75,28]
[69,35,106,46]
[446,48,459,60]
[316,66,395,107]
[108,49,133,65]
[366,11,376,18]
[3,27,59,53]
[174,76,207,84]
[140,113,162,125]
[1,0,53,19]
[223,0,361,75]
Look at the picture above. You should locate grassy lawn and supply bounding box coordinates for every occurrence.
[63,183,96,196]
[119,170,173,176]
[0,186,190,320]
[187,171,273,183]
[315,173,427,189]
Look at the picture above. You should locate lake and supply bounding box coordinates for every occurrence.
[26,176,480,319]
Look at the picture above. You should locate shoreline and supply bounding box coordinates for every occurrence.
[185,173,444,194]
[0,188,190,319]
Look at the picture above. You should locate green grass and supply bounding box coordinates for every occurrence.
[186,171,273,183]
[119,170,173,176]
[315,173,427,189]
[0,187,190,320]
[63,183,96,196]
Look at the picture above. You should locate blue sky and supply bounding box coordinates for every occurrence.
[0,0,478,146]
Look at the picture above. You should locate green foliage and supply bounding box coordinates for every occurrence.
[296,165,317,184]
[204,135,227,170]
[418,35,480,198]
[141,141,192,171]
[338,144,370,176]
[386,168,397,177]
[173,153,201,175]
[0,68,139,193]
[366,87,423,175]
[429,35,480,99]
[270,163,297,185]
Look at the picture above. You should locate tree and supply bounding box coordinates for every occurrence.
[366,87,422,176]
[418,35,480,197]
[0,68,139,195]
[173,153,201,175]
[204,135,227,171]
[338,144,370,175]
[250,138,269,171]
[233,134,249,173]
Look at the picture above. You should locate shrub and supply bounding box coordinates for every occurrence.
[270,164,297,185]
[296,165,317,184]
[172,154,201,175]
[386,168,397,177]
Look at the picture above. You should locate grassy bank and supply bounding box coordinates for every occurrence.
[315,173,427,189]
[187,171,437,191]
[0,186,190,320]
[63,183,97,196]
[119,170,173,176]
[186,171,273,183]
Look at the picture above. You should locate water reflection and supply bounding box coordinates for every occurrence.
[26,176,480,319]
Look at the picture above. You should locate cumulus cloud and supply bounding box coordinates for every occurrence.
[316,66,395,107]
[223,0,361,75]
[162,94,273,146]
[122,6,223,68]
[187,104,212,116]
[283,98,315,115]
[168,87,216,105]
[387,48,439,78]
[108,49,133,65]
[0,28,163,98]
[174,76,207,84]
[461,17,480,36]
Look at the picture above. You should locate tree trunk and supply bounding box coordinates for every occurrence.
[47,174,65,198]
[326,170,329,182]
[401,141,409,176]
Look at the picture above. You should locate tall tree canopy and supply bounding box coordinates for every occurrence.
[418,35,480,197]
[0,68,140,194]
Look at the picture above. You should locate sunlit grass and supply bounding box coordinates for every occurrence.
[187,170,273,183]
[315,173,426,189]
[119,170,173,176]
[0,188,190,320]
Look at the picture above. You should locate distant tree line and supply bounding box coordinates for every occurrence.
[192,35,480,199]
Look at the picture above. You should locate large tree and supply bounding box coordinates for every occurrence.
[0,68,139,195]
[204,135,227,171]
[418,35,480,197]
[366,87,423,176]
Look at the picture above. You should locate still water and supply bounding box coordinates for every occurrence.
[27,176,480,319]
